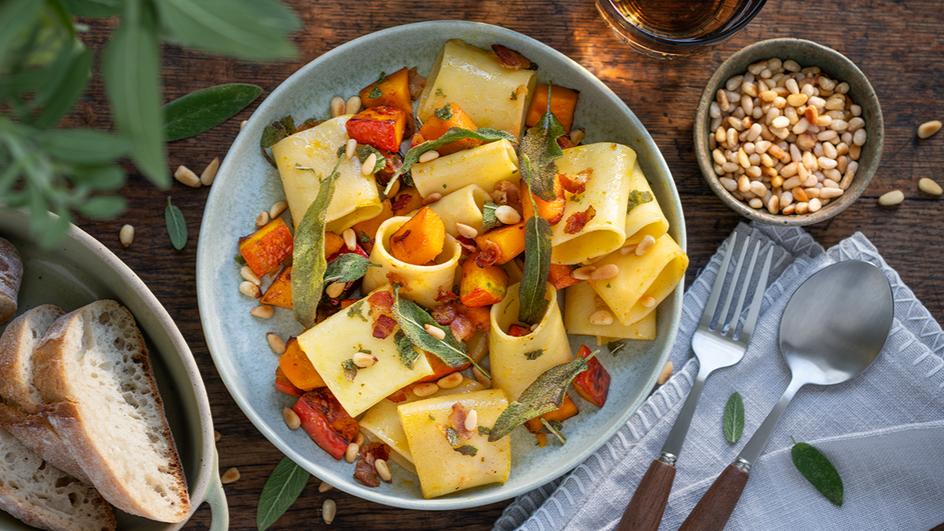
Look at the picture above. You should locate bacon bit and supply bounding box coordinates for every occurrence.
[408,67,427,100]
[460,305,491,332]
[449,314,474,342]
[449,403,473,438]
[368,290,394,311]
[474,240,500,268]
[564,205,596,234]
[557,136,575,149]
[559,169,590,195]
[391,192,414,213]
[435,288,460,302]
[376,152,403,185]
[491,180,522,210]
[431,302,458,325]
[491,44,537,70]
[508,323,531,337]
[457,238,478,254]
[372,314,397,339]
[354,442,390,488]
[339,298,359,309]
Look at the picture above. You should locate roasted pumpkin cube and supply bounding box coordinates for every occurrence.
[293,388,359,460]
[275,367,303,398]
[239,217,293,277]
[279,337,326,391]
[359,67,413,116]
[572,345,610,407]
[418,352,470,383]
[324,231,345,258]
[460,257,508,307]
[474,222,525,265]
[525,394,580,433]
[548,264,579,290]
[418,103,481,155]
[345,105,407,152]
[525,84,580,132]
[260,266,293,309]
[521,179,565,225]
[391,187,424,216]
[389,207,446,265]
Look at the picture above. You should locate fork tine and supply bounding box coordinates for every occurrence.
[739,244,775,340]
[715,234,752,330]
[723,241,762,334]
[699,232,738,328]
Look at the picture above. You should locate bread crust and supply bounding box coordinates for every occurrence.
[0,304,65,408]
[0,403,90,482]
[0,237,22,324]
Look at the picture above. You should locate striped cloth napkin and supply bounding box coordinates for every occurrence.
[494,223,944,531]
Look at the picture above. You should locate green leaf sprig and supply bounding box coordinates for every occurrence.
[791,441,844,506]
[323,253,376,284]
[481,201,501,231]
[382,127,514,195]
[164,196,187,250]
[518,191,552,325]
[163,83,262,141]
[489,351,597,442]
[722,392,745,444]
[517,83,565,201]
[256,457,311,531]
[394,330,419,369]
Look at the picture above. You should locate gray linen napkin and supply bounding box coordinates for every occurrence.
[494,223,944,531]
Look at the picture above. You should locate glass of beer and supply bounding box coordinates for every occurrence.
[596,0,767,57]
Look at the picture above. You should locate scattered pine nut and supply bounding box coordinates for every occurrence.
[455,222,478,239]
[240,120,248,129]
[589,309,614,326]
[240,265,261,286]
[641,295,657,308]
[464,409,478,432]
[255,211,270,228]
[437,372,463,389]
[239,281,260,298]
[325,282,345,299]
[200,157,220,186]
[220,467,240,484]
[418,150,440,163]
[266,332,286,355]
[354,432,365,446]
[918,177,942,197]
[344,442,359,463]
[119,224,134,248]
[423,192,442,205]
[572,266,596,281]
[494,205,522,224]
[330,96,345,118]
[374,458,392,482]
[352,351,377,368]
[174,165,201,188]
[345,138,357,159]
[917,120,942,139]
[878,190,904,207]
[322,499,337,525]
[570,128,585,145]
[345,95,361,115]
[269,200,288,219]
[635,235,656,256]
[251,305,274,319]
[620,243,637,255]
[282,407,301,430]
[318,481,333,493]
[342,228,357,251]
[361,153,377,176]
[657,361,674,385]
[590,263,619,280]
[424,323,446,340]
[412,382,439,397]
[214,430,221,442]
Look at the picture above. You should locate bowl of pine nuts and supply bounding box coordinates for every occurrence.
[695,38,884,225]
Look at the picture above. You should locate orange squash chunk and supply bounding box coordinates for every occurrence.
[521,179,565,225]
[525,394,580,433]
[390,187,424,216]
[345,105,407,152]
[239,217,293,277]
[572,344,610,407]
[474,222,526,265]
[417,103,481,155]
[389,207,446,266]
[525,84,580,132]
[260,266,293,309]
[460,257,509,307]
[359,68,412,116]
[548,264,579,290]
[279,337,326,391]
[417,353,470,383]
[324,231,344,258]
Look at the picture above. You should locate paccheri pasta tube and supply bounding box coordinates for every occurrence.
[411,139,519,198]
[423,184,491,236]
[624,162,669,245]
[563,282,657,340]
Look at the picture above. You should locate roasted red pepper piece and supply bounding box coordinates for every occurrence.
[293,389,359,460]
[572,344,610,407]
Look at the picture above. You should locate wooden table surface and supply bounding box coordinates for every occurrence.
[73,1,943,529]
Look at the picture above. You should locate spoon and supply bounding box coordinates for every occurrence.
[679,260,893,531]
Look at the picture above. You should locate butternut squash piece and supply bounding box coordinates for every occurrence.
[525,394,579,433]
[359,67,412,116]
[417,103,481,155]
[520,179,565,225]
[460,258,508,307]
[548,264,579,290]
[391,187,424,216]
[279,337,326,391]
[345,105,408,152]
[324,231,345,258]
[474,222,526,264]
[525,84,580,132]
[239,217,293,277]
[260,266,293,309]
[389,207,446,265]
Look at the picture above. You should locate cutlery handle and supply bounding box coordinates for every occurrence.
[678,462,750,531]
[616,454,677,531]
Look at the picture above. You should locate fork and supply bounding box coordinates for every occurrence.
[615,231,775,531]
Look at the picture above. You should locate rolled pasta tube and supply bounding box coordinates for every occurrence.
[624,162,670,245]
[411,139,519,198]
[362,216,462,307]
[563,282,657,340]
[551,143,635,265]
[424,184,490,236]
[417,39,537,137]
[590,234,689,326]
[271,115,382,232]
[489,283,573,400]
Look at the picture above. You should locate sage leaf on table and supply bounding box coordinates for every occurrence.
[723,392,745,444]
[489,352,596,442]
[292,156,343,328]
[256,457,311,531]
[518,192,552,325]
[163,83,262,141]
[517,83,565,201]
[391,287,489,377]
[791,441,844,506]
[383,127,514,195]
[323,253,375,284]
[164,197,187,250]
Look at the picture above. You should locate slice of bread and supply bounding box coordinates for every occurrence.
[0,426,115,531]
[33,300,191,523]
[0,238,22,324]
[0,305,89,482]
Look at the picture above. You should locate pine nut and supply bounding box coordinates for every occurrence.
[455,222,478,239]
[918,177,943,196]
[345,138,357,159]
[322,499,336,525]
[200,157,220,186]
[354,432,365,446]
[269,200,288,219]
[917,120,942,139]
[240,265,261,285]
[808,197,822,213]
[240,120,248,129]
[374,458,392,482]
[590,263,619,280]
[330,96,345,118]
[361,153,377,175]
[345,96,361,115]
[239,281,260,298]
[570,128,585,145]
[174,165,201,188]
[344,442,359,463]
[413,382,439,397]
[255,211,270,228]
[589,309,614,326]
[437,372,463,389]
[641,295,657,308]
[423,323,446,340]
[214,430,221,442]
[251,305,274,319]
[494,205,521,224]
[326,281,345,299]
[423,192,442,205]
[635,235,656,256]
[418,150,440,163]
[119,224,134,248]
[572,266,595,280]
[342,228,357,251]
[657,361,673,385]
[220,467,240,484]
[318,481,333,493]
[464,409,478,432]
[352,351,377,368]
[282,407,301,430]
[267,332,286,355]
[878,190,904,207]
[819,187,844,199]
[620,243,637,255]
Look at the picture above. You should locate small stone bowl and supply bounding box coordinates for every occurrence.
[694,38,884,226]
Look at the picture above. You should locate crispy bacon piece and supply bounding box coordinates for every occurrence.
[431,302,458,325]
[564,205,596,234]
[491,180,522,210]
[572,344,610,407]
[354,442,390,487]
[508,323,531,337]
[449,402,473,439]
[436,288,460,302]
[372,314,397,339]
[474,240,501,268]
[491,44,537,70]
[449,314,474,342]
[367,290,394,311]
[293,389,359,460]
[559,169,590,195]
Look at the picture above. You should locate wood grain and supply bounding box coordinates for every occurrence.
[67,1,944,529]
[678,464,750,531]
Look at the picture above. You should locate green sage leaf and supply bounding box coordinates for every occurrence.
[324,253,375,284]
[73,164,126,191]
[355,144,386,174]
[394,330,419,370]
[489,353,596,442]
[261,115,296,149]
[292,157,343,328]
[0,0,43,67]
[256,457,310,531]
[33,44,93,128]
[77,195,126,220]
[540,418,567,444]
[722,392,745,444]
[164,196,187,250]
[163,83,262,141]
[62,0,122,17]
[481,201,501,231]
[791,442,844,506]
[384,127,514,195]
[454,445,478,456]
[38,129,131,165]
[518,84,565,201]
[518,193,552,325]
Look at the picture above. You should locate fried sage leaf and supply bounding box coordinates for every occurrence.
[292,156,342,327]
[323,253,375,284]
[723,392,745,444]
[163,83,262,141]
[489,352,597,442]
[517,84,565,201]
[256,457,310,531]
[394,330,419,369]
[261,115,295,149]
[383,127,514,195]
[481,201,501,231]
[518,193,552,325]
[792,442,844,506]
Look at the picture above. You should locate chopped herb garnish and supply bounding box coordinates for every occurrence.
[510,90,518,101]
[454,445,478,456]
[341,359,358,381]
[524,349,544,360]
[324,253,376,284]
[368,86,382,99]
[434,105,453,121]
[347,300,367,321]
[481,201,501,231]
[435,88,445,97]
[627,189,654,213]
[477,426,491,436]
[445,426,460,447]
[395,330,419,369]
[541,418,567,444]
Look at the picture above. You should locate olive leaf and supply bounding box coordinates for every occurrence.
[791,442,844,506]
[723,392,745,444]
[256,457,310,531]
[323,253,376,284]
[383,127,515,195]
[163,83,262,141]
[517,83,565,201]
[518,192,552,325]
[489,352,597,442]
[481,201,501,231]
[292,156,342,328]
[164,196,187,250]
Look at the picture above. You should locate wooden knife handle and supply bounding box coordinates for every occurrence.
[616,458,676,531]
[678,463,750,531]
